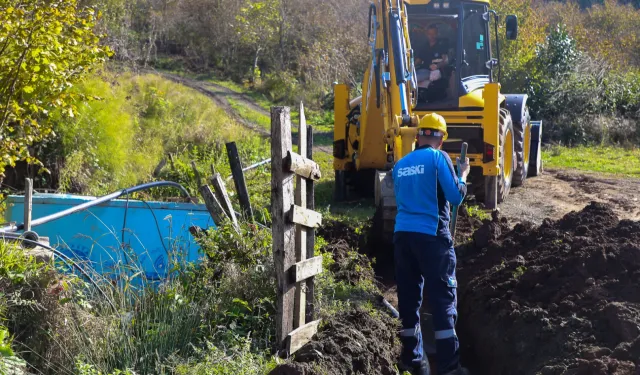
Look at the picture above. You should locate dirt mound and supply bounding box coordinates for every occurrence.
[457,202,640,375]
[317,220,366,250]
[454,204,490,246]
[322,240,376,285]
[268,308,401,375]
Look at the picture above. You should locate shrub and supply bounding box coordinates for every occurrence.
[35,221,277,374]
[46,71,269,198]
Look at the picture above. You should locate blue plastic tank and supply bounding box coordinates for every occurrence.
[4,194,215,281]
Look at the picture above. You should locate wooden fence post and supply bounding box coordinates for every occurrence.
[305,121,316,322]
[271,105,324,356]
[226,141,254,222]
[271,106,297,348]
[294,103,308,328]
[24,178,33,231]
[191,162,228,228]
[209,166,239,230]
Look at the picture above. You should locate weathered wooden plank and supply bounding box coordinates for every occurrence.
[291,255,323,283]
[199,185,228,226]
[24,178,33,231]
[288,204,322,228]
[210,170,239,229]
[226,141,254,221]
[305,123,316,322]
[271,106,297,348]
[294,105,308,329]
[286,319,321,355]
[284,151,322,181]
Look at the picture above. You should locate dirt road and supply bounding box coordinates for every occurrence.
[501,168,640,224]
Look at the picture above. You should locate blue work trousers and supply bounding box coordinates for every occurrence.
[394,231,460,374]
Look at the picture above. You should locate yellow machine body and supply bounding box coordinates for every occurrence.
[333,0,541,213]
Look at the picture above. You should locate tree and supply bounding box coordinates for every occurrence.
[0,0,110,173]
[235,0,281,81]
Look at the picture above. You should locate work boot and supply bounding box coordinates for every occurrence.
[442,366,470,375]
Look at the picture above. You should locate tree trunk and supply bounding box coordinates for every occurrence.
[253,46,262,83]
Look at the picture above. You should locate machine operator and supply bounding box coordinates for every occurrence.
[415,24,450,102]
[392,113,470,375]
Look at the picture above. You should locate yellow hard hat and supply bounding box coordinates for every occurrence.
[418,113,448,140]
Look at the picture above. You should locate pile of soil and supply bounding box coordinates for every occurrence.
[268,308,401,375]
[322,240,376,285]
[457,202,640,375]
[317,220,366,250]
[453,204,486,246]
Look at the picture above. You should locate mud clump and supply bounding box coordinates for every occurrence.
[458,202,640,375]
[268,308,401,375]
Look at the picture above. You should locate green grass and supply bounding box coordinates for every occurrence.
[543,145,640,177]
[52,70,270,199]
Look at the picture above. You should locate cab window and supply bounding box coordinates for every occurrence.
[461,4,490,79]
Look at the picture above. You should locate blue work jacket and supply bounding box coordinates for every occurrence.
[392,144,467,238]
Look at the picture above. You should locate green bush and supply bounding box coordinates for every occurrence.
[37,221,277,374]
[525,25,640,145]
[0,241,55,374]
[46,71,270,198]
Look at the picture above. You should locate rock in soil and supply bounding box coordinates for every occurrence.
[457,202,640,375]
[268,308,401,375]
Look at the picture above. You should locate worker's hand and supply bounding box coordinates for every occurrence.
[457,157,470,181]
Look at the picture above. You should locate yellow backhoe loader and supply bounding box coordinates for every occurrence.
[333,0,542,237]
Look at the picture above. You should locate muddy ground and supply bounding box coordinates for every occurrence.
[269,309,401,375]
[499,169,640,224]
[457,202,640,375]
[268,220,403,375]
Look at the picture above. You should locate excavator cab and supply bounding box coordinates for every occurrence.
[333,0,543,237]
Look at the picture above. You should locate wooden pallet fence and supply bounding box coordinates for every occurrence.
[271,105,323,356]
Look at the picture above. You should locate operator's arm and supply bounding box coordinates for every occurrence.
[436,151,467,206]
[437,42,449,70]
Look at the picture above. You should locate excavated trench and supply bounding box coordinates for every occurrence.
[271,203,640,374]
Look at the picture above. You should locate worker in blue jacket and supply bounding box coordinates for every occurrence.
[393,113,470,375]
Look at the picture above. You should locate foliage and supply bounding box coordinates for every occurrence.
[0,241,53,374]
[235,0,281,79]
[172,338,279,375]
[0,0,110,173]
[43,71,269,198]
[0,326,26,375]
[30,220,276,374]
[526,24,581,120]
[492,0,640,145]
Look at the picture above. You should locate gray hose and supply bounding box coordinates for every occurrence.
[2,181,191,232]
